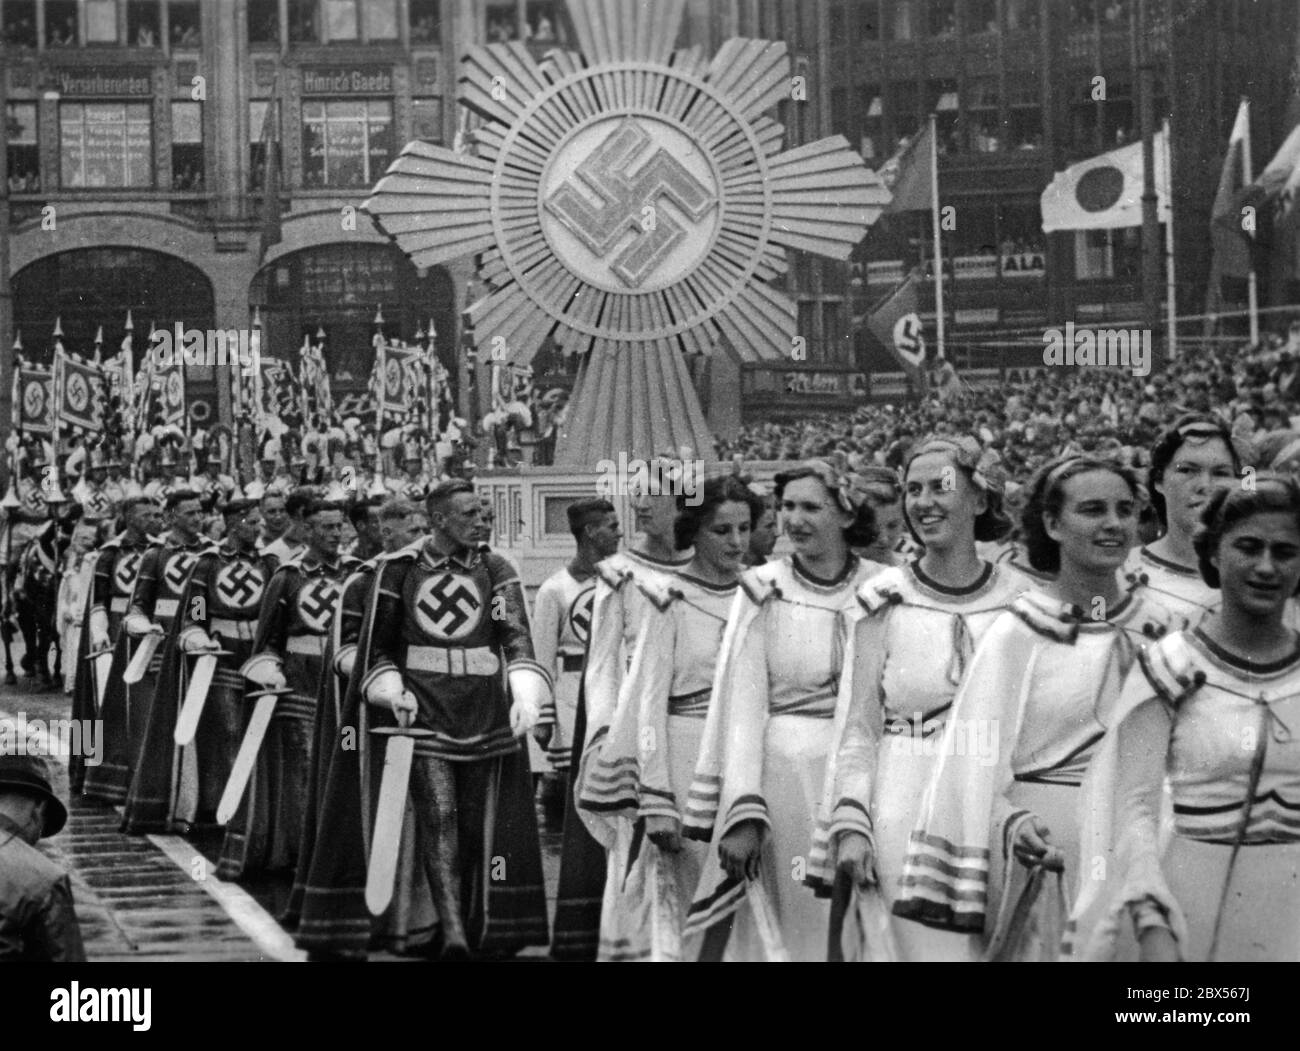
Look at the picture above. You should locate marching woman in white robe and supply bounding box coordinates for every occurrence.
[814,436,1030,961]
[1125,414,1246,628]
[892,456,1173,959]
[581,477,761,960]
[1074,477,1300,961]
[682,462,885,961]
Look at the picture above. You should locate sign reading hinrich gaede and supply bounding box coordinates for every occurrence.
[301,67,394,96]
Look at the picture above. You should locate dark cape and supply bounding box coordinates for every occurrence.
[120,602,192,833]
[548,668,607,960]
[80,537,149,805]
[292,546,549,957]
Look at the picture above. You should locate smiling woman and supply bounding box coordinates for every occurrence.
[892,456,1174,958]
[1075,476,1300,961]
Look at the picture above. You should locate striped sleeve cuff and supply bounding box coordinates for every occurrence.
[638,786,680,823]
[681,774,721,840]
[720,794,771,837]
[827,797,874,841]
[332,643,357,678]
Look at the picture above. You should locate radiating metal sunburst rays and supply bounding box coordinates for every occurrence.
[364,0,889,373]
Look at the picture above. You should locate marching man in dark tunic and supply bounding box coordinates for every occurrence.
[122,500,273,834]
[116,491,217,833]
[220,498,358,879]
[295,481,550,960]
[75,496,161,799]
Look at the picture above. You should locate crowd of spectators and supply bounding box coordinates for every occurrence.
[718,329,1300,510]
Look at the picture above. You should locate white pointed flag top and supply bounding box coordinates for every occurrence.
[252,306,262,329]
[12,332,22,353]
[1041,129,1172,232]
[124,309,134,332]
[53,316,64,338]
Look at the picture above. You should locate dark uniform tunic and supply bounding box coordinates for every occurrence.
[77,533,153,801]
[0,816,85,962]
[219,551,358,880]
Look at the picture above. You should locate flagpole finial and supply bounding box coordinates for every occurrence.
[124,310,134,332]
[252,306,263,329]
[316,326,326,341]
[94,326,104,345]
[52,316,64,338]
[374,305,385,327]
[12,332,21,353]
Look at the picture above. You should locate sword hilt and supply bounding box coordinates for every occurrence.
[189,649,233,658]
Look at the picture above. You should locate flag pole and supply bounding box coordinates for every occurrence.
[929,113,945,364]
[1240,98,1261,345]
[1163,120,1177,360]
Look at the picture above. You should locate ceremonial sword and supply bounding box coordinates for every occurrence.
[216,685,293,824]
[173,649,233,746]
[83,647,114,714]
[365,717,435,916]
[121,628,164,684]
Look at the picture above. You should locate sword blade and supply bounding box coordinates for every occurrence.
[365,734,417,916]
[121,632,162,684]
[216,694,278,824]
[174,654,218,746]
[92,652,112,715]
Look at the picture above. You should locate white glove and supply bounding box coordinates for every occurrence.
[123,612,156,638]
[180,628,220,654]
[365,667,408,718]
[89,608,111,651]
[243,652,287,690]
[392,689,419,728]
[508,666,551,740]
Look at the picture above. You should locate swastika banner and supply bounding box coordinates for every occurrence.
[55,352,108,432]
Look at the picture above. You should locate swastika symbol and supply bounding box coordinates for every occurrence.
[297,579,340,631]
[23,381,46,419]
[568,587,594,644]
[67,373,89,411]
[114,552,141,593]
[21,486,45,514]
[164,553,197,592]
[216,562,264,609]
[415,573,482,641]
[84,489,110,516]
[545,118,716,288]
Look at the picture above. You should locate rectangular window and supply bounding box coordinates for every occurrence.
[301,99,393,189]
[248,0,280,44]
[928,0,956,36]
[60,102,153,189]
[1075,229,1114,279]
[168,1,200,47]
[323,0,358,41]
[889,1,915,43]
[858,0,880,40]
[85,0,119,43]
[171,100,203,190]
[289,0,318,43]
[968,0,997,32]
[2,1,38,46]
[525,1,564,44]
[361,0,398,40]
[412,98,443,143]
[249,99,281,191]
[127,0,160,45]
[410,0,440,42]
[1005,0,1040,32]
[487,1,519,42]
[6,103,41,193]
[46,0,79,46]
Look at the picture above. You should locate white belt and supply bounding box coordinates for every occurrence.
[407,645,499,677]
[110,597,129,613]
[210,617,256,641]
[286,634,326,656]
[154,598,179,619]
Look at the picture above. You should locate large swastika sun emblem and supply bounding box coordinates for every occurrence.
[414,573,483,642]
[22,380,46,420]
[216,562,265,610]
[163,553,197,593]
[567,587,595,645]
[297,579,340,633]
[544,117,719,291]
[113,552,142,594]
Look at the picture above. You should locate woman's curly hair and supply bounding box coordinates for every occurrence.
[1020,455,1144,574]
